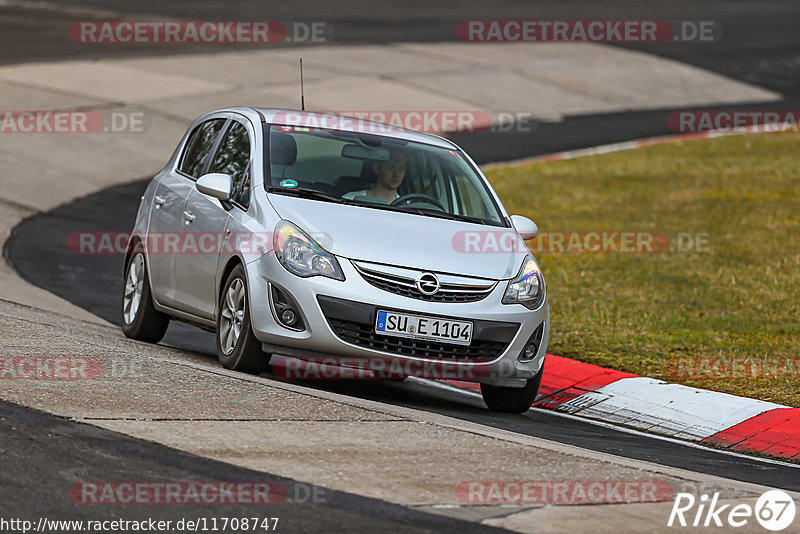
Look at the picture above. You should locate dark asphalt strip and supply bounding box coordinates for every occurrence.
[5,179,799,495]
[0,398,511,533]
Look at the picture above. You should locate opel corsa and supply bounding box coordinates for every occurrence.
[121,108,549,413]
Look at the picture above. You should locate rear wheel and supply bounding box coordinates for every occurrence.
[121,245,169,343]
[481,363,545,414]
[216,264,270,374]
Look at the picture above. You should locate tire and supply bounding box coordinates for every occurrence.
[216,264,270,374]
[121,244,169,343]
[480,362,545,414]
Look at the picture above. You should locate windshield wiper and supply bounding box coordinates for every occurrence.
[348,201,492,225]
[396,206,489,225]
[266,186,344,204]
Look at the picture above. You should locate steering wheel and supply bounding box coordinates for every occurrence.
[391,193,446,211]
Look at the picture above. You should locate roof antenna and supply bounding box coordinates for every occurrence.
[299,58,305,111]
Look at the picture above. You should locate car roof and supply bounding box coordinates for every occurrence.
[247,107,459,149]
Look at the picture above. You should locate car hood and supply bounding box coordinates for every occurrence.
[267,194,526,280]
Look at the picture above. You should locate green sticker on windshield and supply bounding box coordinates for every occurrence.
[279,179,298,188]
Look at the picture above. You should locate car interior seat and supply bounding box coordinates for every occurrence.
[333,160,379,196]
[270,131,297,183]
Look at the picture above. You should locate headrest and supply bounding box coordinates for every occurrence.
[271,132,297,166]
[361,160,377,181]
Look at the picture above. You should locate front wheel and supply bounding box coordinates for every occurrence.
[216,264,270,374]
[121,245,169,343]
[480,363,545,413]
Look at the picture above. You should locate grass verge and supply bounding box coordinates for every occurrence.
[485,132,800,406]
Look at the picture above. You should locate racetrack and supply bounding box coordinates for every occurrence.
[6,177,800,495]
[2,1,800,532]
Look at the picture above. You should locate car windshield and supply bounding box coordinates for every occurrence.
[265,124,506,226]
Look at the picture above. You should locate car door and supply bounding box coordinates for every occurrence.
[174,117,254,319]
[147,117,226,307]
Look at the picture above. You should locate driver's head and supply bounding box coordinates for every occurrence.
[372,148,407,191]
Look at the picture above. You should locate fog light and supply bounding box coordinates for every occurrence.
[517,322,545,363]
[521,344,537,361]
[270,283,306,331]
[280,309,297,326]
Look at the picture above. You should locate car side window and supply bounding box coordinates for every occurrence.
[180,119,226,178]
[237,165,252,208]
[211,121,251,208]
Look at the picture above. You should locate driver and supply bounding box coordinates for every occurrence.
[343,149,407,203]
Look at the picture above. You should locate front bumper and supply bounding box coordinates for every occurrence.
[245,253,549,386]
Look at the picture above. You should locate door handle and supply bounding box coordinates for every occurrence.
[154,195,165,208]
[182,211,195,224]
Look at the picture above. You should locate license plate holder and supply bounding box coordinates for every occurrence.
[375,310,473,346]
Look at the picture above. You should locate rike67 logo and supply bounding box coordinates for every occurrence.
[668,490,796,531]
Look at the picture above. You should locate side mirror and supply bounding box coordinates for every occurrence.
[510,215,538,240]
[196,173,232,201]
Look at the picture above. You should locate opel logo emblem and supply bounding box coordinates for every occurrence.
[416,273,440,295]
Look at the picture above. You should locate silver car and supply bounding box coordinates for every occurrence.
[122,107,549,413]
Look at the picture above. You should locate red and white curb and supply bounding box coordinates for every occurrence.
[448,354,800,461]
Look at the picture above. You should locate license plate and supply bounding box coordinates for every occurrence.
[375,310,473,346]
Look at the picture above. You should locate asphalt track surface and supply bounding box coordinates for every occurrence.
[5,179,800,494]
[0,399,509,534]
[4,0,800,527]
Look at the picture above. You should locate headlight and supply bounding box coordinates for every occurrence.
[273,221,344,280]
[502,255,545,309]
